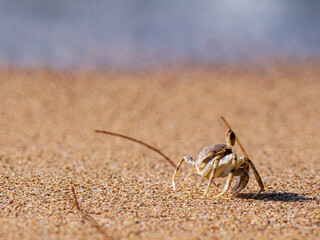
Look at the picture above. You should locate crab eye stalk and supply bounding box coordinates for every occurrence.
[226,130,236,148]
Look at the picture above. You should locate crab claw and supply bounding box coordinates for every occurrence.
[230,170,249,194]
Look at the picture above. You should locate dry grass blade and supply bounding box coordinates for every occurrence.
[94,129,176,168]
[220,116,249,158]
[71,186,114,240]
[71,186,81,211]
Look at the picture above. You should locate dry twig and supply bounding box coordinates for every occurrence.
[94,129,176,168]
[70,186,114,240]
[220,116,249,158]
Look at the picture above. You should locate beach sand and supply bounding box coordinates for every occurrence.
[0,63,319,239]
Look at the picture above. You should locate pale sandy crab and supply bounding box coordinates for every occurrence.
[172,130,265,198]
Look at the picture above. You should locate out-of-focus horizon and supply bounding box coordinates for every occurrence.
[0,0,319,69]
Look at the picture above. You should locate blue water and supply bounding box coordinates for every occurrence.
[0,0,319,69]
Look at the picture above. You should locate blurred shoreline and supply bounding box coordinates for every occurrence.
[1,59,319,77]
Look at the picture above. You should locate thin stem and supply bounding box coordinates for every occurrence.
[220,116,249,158]
[70,186,114,240]
[94,130,176,168]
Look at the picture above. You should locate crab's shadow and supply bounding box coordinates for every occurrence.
[236,191,318,202]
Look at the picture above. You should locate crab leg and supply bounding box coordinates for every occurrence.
[230,167,249,194]
[214,172,235,198]
[202,157,221,197]
[172,155,195,190]
[199,155,221,177]
[245,158,265,194]
[172,159,184,190]
[212,153,238,198]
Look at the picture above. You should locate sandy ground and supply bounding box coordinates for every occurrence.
[0,63,319,240]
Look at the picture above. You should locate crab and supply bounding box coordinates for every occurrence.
[172,130,265,198]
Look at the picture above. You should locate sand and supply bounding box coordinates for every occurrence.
[0,63,319,240]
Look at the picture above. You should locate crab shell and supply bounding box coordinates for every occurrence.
[195,144,235,178]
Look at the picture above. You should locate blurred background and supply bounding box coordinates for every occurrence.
[0,3,320,239]
[0,0,319,70]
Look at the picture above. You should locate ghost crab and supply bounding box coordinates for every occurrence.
[172,129,265,198]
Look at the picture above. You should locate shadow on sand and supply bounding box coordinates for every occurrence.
[236,191,318,202]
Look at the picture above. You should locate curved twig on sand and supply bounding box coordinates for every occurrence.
[94,129,176,168]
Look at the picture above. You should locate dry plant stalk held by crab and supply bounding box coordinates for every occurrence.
[94,117,264,199]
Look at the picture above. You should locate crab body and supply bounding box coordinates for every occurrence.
[195,144,232,178]
[172,130,264,198]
